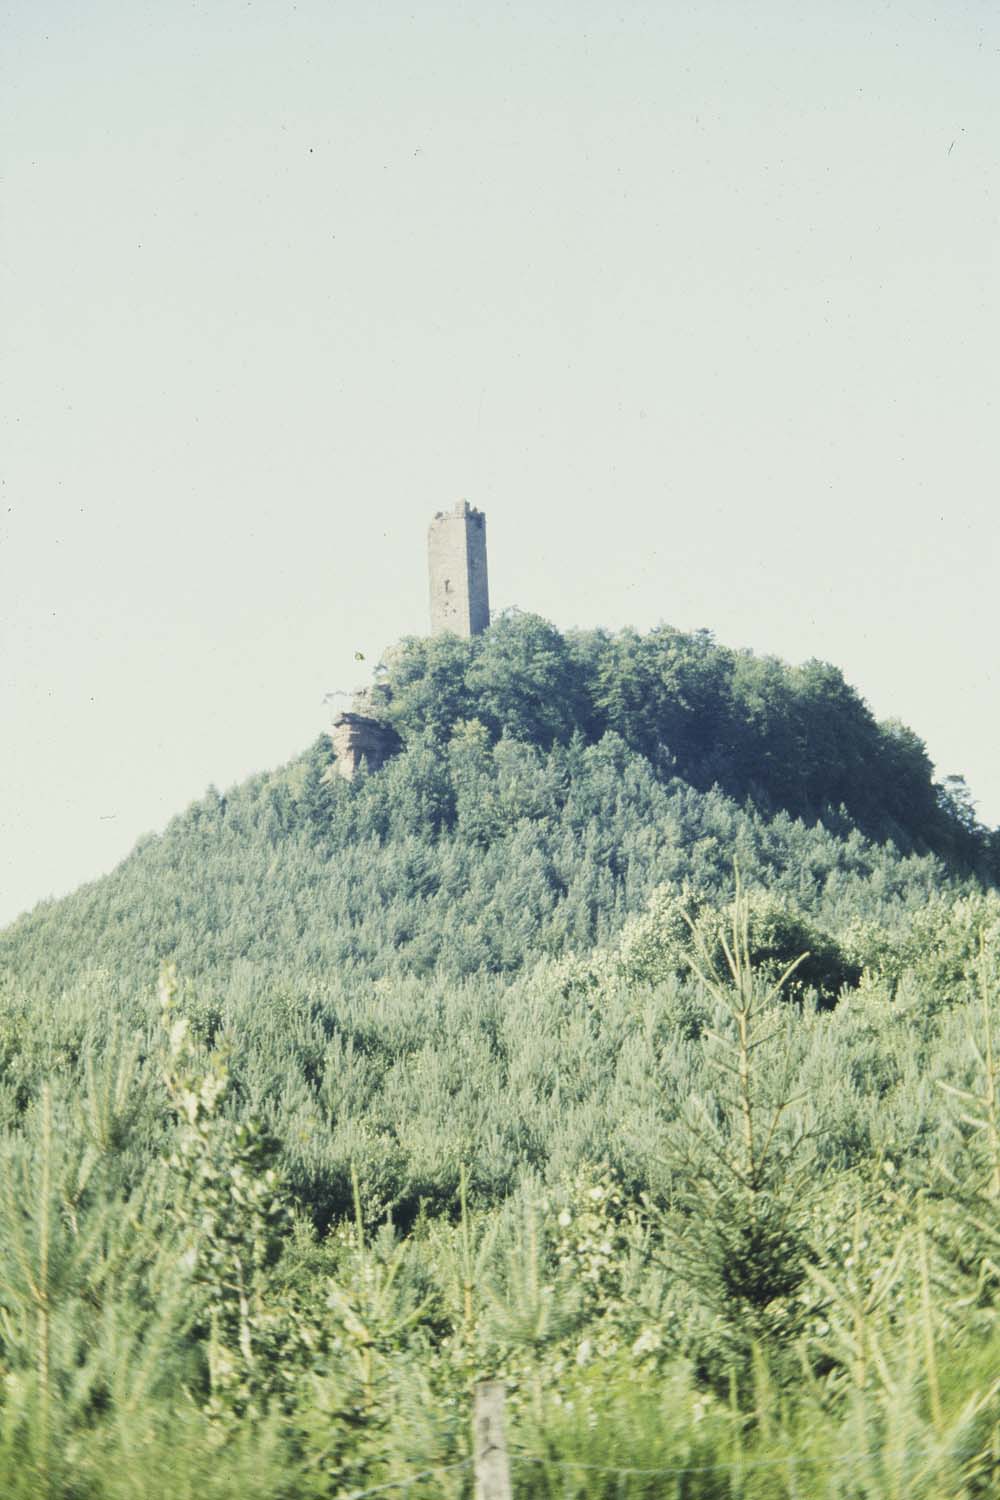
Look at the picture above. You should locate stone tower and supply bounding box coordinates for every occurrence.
[427,500,490,637]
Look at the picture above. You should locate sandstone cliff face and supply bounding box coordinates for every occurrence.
[328,713,400,780]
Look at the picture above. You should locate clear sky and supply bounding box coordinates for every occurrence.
[2,0,998,929]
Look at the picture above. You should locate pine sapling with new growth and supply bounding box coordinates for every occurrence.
[649,875,818,1387]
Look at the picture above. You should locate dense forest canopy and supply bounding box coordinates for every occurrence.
[1,614,999,1497]
[375,613,995,868]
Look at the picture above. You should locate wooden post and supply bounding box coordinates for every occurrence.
[474,1380,513,1500]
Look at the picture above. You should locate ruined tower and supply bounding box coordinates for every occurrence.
[427,501,490,637]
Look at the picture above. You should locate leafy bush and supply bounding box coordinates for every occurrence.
[610,880,859,1005]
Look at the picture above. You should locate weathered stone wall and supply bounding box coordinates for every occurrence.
[465,507,490,635]
[427,500,490,637]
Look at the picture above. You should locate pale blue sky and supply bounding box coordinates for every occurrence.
[2,0,997,927]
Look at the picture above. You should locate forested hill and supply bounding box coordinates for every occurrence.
[4,616,1000,1495]
[2,614,995,1005]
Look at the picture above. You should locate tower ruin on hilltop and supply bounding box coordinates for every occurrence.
[427,501,490,637]
[329,502,491,778]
